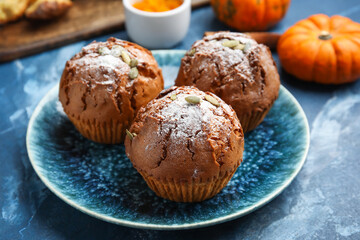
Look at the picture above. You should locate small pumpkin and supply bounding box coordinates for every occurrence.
[210,0,291,32]
[278,14,360,84]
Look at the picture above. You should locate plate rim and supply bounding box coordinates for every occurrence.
[26,50,310,230]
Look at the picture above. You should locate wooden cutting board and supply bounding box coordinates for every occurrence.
[0,0,210,62]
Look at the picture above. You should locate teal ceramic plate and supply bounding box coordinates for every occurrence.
[27,50,310,230]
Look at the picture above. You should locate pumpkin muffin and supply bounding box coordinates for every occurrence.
[175,31,280,132]
[0,0,30,24]
[25,0,73,20]
[59,37,164,144]
[125,86,244,202]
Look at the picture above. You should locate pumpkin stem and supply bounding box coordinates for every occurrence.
[319,31,332,40]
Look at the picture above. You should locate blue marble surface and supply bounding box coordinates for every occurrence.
[1,0,360,239]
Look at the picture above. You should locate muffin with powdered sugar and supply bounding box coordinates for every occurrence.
[175,31,280,132]
[59,37,164,144]
[125,86,244,202]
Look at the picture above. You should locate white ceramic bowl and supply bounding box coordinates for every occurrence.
[123,0,191,49]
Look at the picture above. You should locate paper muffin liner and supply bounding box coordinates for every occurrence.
[238,107,270,133]
[67,114,124,144]
[238,97,277,133]
[138,163,240,202]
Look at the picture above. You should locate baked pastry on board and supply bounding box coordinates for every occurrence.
[59,37,164,144]
[125,86,244,202]
[176,31,280,132]
[0,0,30,24]
[25,0,73,20]
[0,0,72,23]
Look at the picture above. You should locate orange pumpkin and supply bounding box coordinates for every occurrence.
[210,0,291,31]
[278,14,360,84]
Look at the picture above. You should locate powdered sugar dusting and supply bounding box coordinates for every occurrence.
[71,54,129,85]
[74,54,127,71]
[158,93,203,143]
[193,33,256,67]
[184,33,260,86]
[194,40,242,66]
[156,90,235,146]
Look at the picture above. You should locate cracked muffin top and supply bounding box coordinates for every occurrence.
[59,37,164,138]
[125,86,244,181]
[175,32,280,131]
